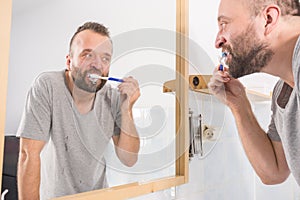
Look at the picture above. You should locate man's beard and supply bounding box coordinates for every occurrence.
[225,24,274,78]
[71,67,107,93]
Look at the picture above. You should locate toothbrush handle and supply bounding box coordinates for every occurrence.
[108,77,124,82]
[219,64,224,71]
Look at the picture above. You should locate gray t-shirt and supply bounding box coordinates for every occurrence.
[17,70,121,199]
[267,36,300,186]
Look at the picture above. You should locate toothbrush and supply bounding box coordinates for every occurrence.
[88,73,124,83]
[219,52,228,71]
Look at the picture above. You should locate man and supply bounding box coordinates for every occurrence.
[17,22,140,200]
[208,0,300,186]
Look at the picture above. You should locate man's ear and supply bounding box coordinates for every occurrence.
[263,5,281,35]
[66,54,72,70]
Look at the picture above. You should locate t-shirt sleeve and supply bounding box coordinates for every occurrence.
[266,83,281,142]
[293,36,300,94]
[16,74,52,141]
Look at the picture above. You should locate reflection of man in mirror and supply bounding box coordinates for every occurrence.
[17,22,140,200]
[209,0,300,187]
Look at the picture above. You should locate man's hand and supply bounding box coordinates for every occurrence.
[113,76,140,167]
[208,66,248,112]
[118,76,140,111]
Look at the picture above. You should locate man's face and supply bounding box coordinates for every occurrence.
[221,23,274,78]
[215,0,274,78]
[67,30,112,93]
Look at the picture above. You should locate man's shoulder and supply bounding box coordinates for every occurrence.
[26,70,65,95]
[293,35,300,91]
[32,70,65,86]
[35,70,64,81]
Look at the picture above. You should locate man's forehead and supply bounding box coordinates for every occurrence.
[218,0,250,20]
[73,31,112,52]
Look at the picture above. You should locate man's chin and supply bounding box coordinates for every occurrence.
[76,80,107,93]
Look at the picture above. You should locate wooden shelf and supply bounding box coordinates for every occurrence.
[245,89,272,102]
[163,75,272,102]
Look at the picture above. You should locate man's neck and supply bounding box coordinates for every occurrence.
[262,17,300,88]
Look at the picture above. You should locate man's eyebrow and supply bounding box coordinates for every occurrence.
[103,52,112,57]
[80,49,112,57]
[81,49,93,53]
[217,15,231,22]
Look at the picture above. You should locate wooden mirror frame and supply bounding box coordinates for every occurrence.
[0,0,189,199]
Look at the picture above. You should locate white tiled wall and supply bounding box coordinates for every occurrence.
[175,92,255,200]
[173,93,300,200]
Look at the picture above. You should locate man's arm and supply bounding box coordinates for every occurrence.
[112,111,140,167]
[232,101,290,184]
[208,67,290,184]
[112,76,140,167]
[18,138,46,200]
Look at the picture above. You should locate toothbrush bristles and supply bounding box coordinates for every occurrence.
[88,74,101,79]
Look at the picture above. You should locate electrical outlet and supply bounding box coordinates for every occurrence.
[202,125,216,141]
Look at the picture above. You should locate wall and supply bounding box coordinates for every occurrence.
[173,0,299,200]
[175,93,300,200]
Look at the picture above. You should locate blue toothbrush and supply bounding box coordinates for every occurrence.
[88,74,124,84]
[219,52,228,71]
[98,76,124,82]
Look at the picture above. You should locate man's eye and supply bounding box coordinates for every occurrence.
[220,22,226,31]
[85,53,93,58]
[102,57,110,64]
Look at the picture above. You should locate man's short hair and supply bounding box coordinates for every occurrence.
[247,0,300,17]
[69,22,110,53]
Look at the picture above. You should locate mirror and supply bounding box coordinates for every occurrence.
[1,0,189,199]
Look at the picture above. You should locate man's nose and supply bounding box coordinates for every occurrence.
[215,34,227,48]
[91,56,105,69]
